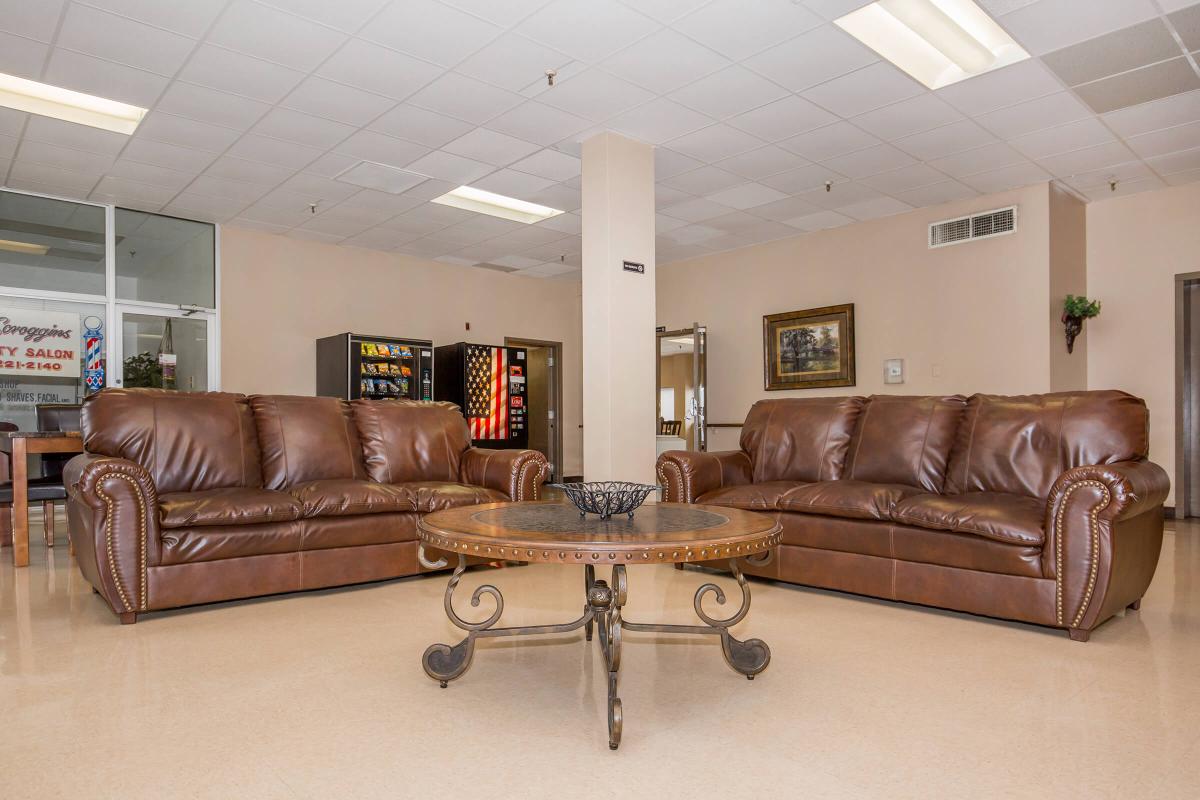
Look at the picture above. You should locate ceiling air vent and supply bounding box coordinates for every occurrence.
[929,206,1017,248]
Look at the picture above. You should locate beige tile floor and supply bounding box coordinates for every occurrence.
[2,516,1197,799]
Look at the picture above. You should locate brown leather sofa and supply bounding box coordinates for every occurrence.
[657,391,1169,641]
[64,389,547,623]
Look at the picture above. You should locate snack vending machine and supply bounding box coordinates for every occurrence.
[315,332,434,401]
[434,342,528,449]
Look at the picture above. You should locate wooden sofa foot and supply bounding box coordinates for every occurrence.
[674,562,685,570]
[1068,628,1090,642]
[118,612,138,625]
[1127,598,1142,611]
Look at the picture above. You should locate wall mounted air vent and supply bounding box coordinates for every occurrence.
[928,206,1017,248]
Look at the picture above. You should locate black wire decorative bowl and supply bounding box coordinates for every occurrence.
[551,481,661,519]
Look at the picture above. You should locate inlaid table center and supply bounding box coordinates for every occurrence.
[416,501,783,751]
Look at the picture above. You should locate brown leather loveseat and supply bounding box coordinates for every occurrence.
[65,389,547,623]
[657,391,1169,641]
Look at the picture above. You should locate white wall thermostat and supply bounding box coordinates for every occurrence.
[884,358,905,385]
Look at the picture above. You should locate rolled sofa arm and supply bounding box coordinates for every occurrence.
[656,450,753,503]
[65,454,160,622]
[460,448,548,501]
[1043,460,1170,636]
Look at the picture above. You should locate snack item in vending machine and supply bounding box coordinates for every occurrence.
[366,343,379,357]
[360,342,370,356]
[388,363,400,376]
[400,365,412,377]
[360,379,370,395]
[398,347,412,358]
[363,363,376,375]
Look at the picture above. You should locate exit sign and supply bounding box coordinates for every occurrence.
[622,260,645,274]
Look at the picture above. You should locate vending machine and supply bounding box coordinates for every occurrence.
[434,342,528,449]
[315,332,434,401]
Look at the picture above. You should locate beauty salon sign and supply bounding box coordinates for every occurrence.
[0,308,81,378]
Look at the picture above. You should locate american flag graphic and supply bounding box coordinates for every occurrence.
[466,345,507,440]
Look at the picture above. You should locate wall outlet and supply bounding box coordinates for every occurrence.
[884,358,904,384]
[931,362,943,379]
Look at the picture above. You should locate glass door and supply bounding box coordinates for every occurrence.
[113,306,215,392]
[692,324,707,453]
[656,324,707,452]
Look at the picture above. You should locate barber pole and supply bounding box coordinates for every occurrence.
[83,315,105,393]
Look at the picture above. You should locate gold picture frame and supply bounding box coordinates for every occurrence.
[763,304,856,391]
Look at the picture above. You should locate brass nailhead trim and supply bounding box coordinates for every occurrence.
[95,473,149,613]
[1053,479,1111,627]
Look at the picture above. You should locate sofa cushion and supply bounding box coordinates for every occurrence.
[892,492,1045,546]
[944,391,1148,498]
[288,479,410,518]
[82,388,263,494]
[299,512,420,551]
[397,481,507,512]
[778,480,923,521]
[739,397,864,483]
[696,481,800,510]
[159,520,302,565]
[159,488,304,529]
[844,395,966,492]
[250,395,367,489]
[351,400,471,484]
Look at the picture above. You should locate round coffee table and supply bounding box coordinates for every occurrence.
[416,500,783,750]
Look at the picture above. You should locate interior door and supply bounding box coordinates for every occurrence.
[113,306,216,391]
[692,323,707,452]
[656,326,706,451]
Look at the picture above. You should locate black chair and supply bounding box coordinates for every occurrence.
[33,403,81,549]
[1,419,71,551]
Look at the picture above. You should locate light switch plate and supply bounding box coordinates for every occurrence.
[884,358,904,384]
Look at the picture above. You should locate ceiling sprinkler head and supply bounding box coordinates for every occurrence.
[545,69,557,87]
[309,202,318,214]
[1109,179,1118,193]
[825,181,833,192]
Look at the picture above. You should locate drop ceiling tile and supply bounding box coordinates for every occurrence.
[1147,145,1200,173]
[370,105,475,150]
[538,70,655,121]
[210,0,348,71]
[747,194,822,221]
[853,94,964,140]
[0,32,48,79]
[532,211,582,235]
[1073,58,1200,115]
[0,0,64,41]
[1161,0,1200,12]
[471,168,556,197]
[1062,159,1156,191]
[9,161,102,191]
[821,143,915,179]
[205,155,295,185]
[800,180,886,209]
[334,129,429,165]
[517,0,659,63]
[894,180,979,207]
[17,140,114,175]
[976,92,1093,138]
[860,163,948,193]
[782,209,854,231]
[283,76,396,126]
[288,228,350,244]
[704,182,790,210]
[335,188,425,215]
[659,196,736,222]
[1102,89,1200,137]
[778,121,880,162]
[655,213,688,233]
[340,226,423,250]
[1164,166,1200,185]
[840,196,912,221]
[253,108,356,149]
[607,98,712,145]
[659,165,745,194]
[602,29,729,94]
[1125,120,1200,158]
[667,124,763,162]
[404,150,496,184]
[959,161,1051,193]
[1042,19,1180,87]
[439,0,555,25]
[893,120,997,161]
[298,212,377,238]
[714,145,808,180]
[228,217,293,234]
[726,96,838,143]
[654,148,704,180]
[79,0,226,38]
[156,82,270,130]
[1078,175,1166,200]
[936,59,1063,116]
[1009,117,1116,159]
[186,175,272,203]
[669,66,789,120]
[1000,0,1159,54]
[510,148,581,180]
[0,108,26,138]
[759,162,844,194]
[0,135,15,161]
[409,73,525,125]
[1173,5,1200,50]
[256,0,389,32]
[317,39,443,101]
[91,176,176,207]
[164,194,251,222]
[179,45,305,104]
[105,159,194,191]
[524,181,581,210]
[976,0,1040,14]
[744,23,877,92]
[305,152,359,178]
[239,199,314,226]
[442,128,541,167]
[226,134,324,170]
[801,62,924,118]
[42,49,168,108]
[929,142,1028,178]
[122,137,219,172]
[57,4,195,75]
[457,33,574,95]
[676,0,822,61]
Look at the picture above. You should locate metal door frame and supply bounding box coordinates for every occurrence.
[656,324,707,452]
[505,336,563,483]
[1175,271,1200,518]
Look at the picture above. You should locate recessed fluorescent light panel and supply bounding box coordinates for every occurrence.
[835,0,1029,90]
[432,186,564,225]
[0,239,50,256]
[0,72,146,134]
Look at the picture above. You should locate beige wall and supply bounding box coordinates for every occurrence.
[1087,181,1200,506]
[1048,184,1088,391]
[657,183,1054,452]
[219,226,584,477]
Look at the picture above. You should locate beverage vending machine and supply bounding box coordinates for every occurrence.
[434,342,528,449]
[315,332,434,401]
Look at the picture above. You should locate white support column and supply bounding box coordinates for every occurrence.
[581,132,656,483]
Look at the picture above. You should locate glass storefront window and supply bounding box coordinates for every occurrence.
[0,191,106,296]
[120,313,209,392]
[115,209,216,308]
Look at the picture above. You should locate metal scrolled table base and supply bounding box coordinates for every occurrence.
[420,547,772,751]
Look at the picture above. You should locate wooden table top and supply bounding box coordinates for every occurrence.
[418,501,782,565]
[0,431,82,439]
[0,431,83,454]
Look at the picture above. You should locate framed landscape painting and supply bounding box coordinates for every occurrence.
[763,304,856,391]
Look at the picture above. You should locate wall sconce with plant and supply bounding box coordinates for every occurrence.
[1062,295,1101,354]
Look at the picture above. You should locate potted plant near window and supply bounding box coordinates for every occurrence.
[1062,295,1101,354]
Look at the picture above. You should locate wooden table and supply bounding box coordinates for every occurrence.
[1,431,83,568]
[416,501,783,750]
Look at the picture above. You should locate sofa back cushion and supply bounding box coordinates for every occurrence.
[944,390,1149,499]
[740,397,864,483]
[82,388,262,494]
[250,395,366,490]
[844,395,967,492]
[351,400,471,484]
